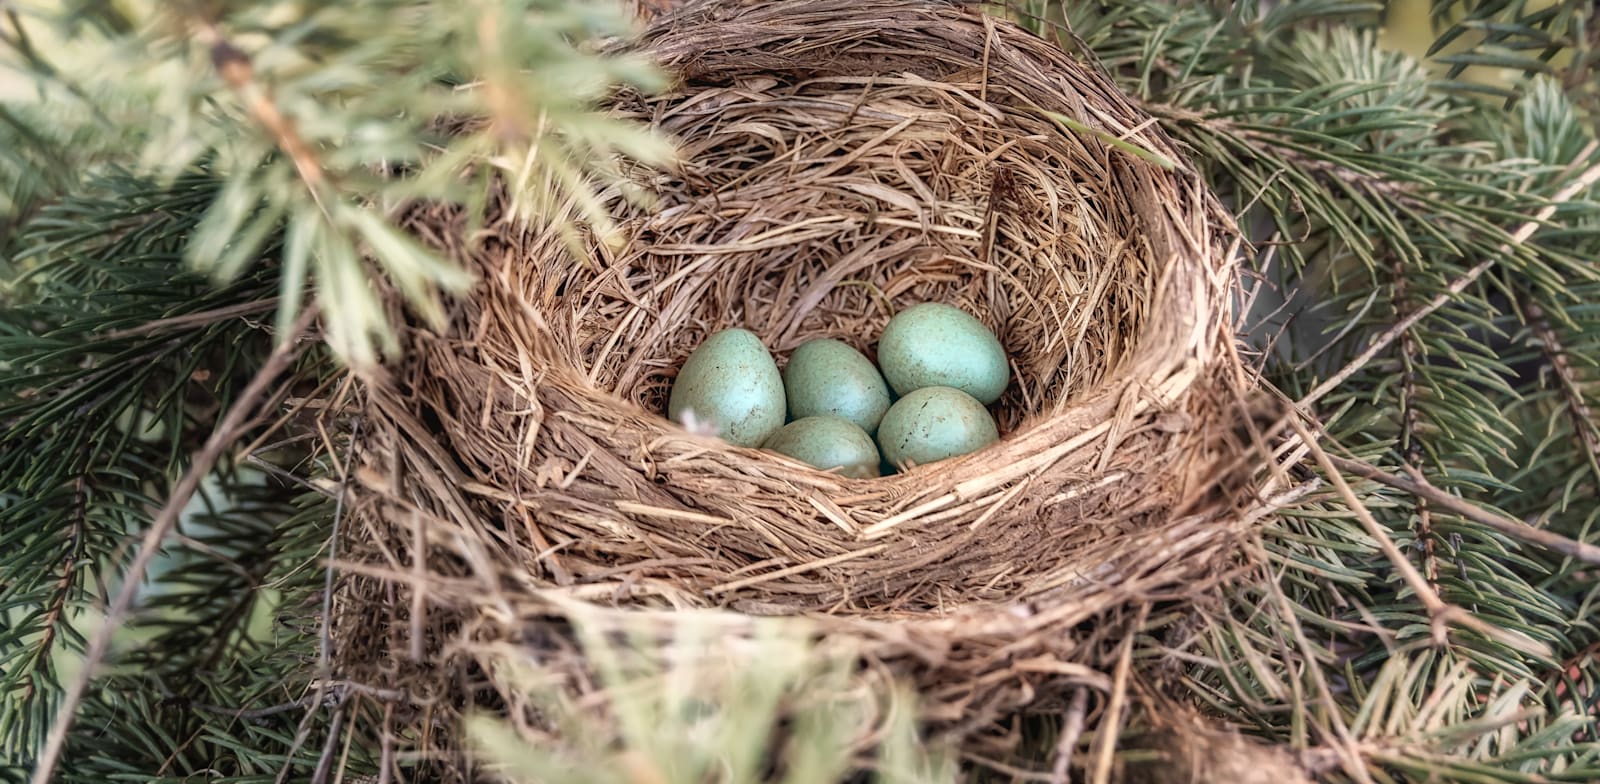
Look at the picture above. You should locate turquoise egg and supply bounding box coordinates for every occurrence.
[762,416,881,478]
[876,386,998,469]
[667,328,786,448]
[783,338,893,435]
[876,302,1010,404]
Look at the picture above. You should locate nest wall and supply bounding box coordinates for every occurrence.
[334,0,1252,767]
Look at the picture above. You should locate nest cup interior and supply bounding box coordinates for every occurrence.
[552,59,1160,441]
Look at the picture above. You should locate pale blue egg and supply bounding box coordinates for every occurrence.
[876,303,1009,404]
[667,328,785,447]
[876,386,998,469]
[763,415,881,478]
[783,339,892,435]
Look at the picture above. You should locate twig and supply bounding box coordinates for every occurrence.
[377,701,396,784]
[151,676,315,720]
[3,7,113,124]
[29,305,317,784]
[1091,604,1146,784]
[1324,454,1600,565]
[1393,261,1440,591]
[1289,418,1450,642]
[274,411,358,784]
[18,469,87,704]
[1299,154,1600,410]
[309,703,347,784]
[1523,296,1600,501]
[1051,687,1090,784]
[1302,429,1553,656]
[197,24,327,194]
[1253,537,1373,783]
[100,298,280,340]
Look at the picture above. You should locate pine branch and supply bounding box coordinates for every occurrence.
[12,469,83,708]
[1520,295,1600,491]
[30,305,316,784]
[1324,454,1600,565]
[2,0,672,369]
[1299,153,1600,409]
[1394,256,1443,591]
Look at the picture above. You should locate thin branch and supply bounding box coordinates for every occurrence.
[1393,261,1440,590]
[1091,604,1146,784]
[275,413,357,784]
[1251,536,1372,782]
[1324,454,1600,566]
[18,469,87,704]
[196,24,327,194]
[1289,418,1450,633]
[3,8,113,124]
[1051,687,1090,784]
[30,305,317,784]
[1300,153,1600,410]
[100,298,279,340]
[1295,423,1555,655]
[309,702,347,784]
[151,676,315,720]
[1522,296,1600,487]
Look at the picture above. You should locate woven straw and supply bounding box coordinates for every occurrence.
[334,0,1253,771]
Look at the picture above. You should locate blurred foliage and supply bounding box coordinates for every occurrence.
[0,0,671,368]
[0,170,355,780]
[470,608,958,784]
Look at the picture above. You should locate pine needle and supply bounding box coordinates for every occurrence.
[29,306,318,784]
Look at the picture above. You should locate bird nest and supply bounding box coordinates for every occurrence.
[334,0,1253,774]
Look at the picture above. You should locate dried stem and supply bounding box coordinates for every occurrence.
[1290,418,1450,631]
[1051,687,1090,784]
[1091,605,1145,784]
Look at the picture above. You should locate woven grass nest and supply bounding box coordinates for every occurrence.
[337,0,1254,769]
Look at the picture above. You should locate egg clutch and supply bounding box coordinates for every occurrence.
[667,303,1009,477]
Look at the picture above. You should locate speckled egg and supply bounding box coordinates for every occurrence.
[876,386,999,469]
[762,416,881,478]
[876,302,1009,404]
[667,328,785,448]
[783,338,893,435]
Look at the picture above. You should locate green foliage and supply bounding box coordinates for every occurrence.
[0,172,350,781]
[1424,0,1598,108]
[471,608,958,784]
[2,0,671,368]
[1031,1,1600,779]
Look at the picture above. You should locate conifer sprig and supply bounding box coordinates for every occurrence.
[1,0,671,369]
